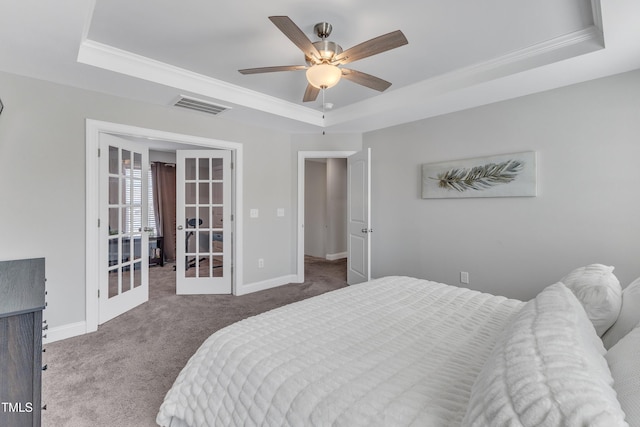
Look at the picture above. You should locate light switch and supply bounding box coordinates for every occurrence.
[250,209,259,218]
[277,208,285,217]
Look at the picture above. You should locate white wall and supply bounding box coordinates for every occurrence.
[0,71,293,332]
[364,69,640,301]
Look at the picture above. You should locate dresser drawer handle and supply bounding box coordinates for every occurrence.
[42,364,48,371]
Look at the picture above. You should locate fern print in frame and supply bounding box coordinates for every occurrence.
[421,152,536,199]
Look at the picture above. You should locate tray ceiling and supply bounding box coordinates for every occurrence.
[1,0,640,133]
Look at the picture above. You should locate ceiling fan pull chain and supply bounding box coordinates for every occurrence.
[322,88,326,135]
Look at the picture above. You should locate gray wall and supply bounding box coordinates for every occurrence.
[4,64,637,333]
[364,69,640,301]
[0,71,294,329]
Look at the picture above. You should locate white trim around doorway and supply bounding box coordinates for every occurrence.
[85,119,243,335]
[296,151,356,283]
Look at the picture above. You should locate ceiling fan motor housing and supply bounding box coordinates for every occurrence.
[308,40,343,64]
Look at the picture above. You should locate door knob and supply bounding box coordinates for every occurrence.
[143,227,154,232]
[177,225,184,230]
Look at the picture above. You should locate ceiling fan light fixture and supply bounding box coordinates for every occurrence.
[306,64,341,89]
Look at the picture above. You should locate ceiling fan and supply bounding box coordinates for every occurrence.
[239,16,408,102]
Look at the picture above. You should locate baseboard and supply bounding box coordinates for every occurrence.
[43,321,87,345]
[236,274,298,296]
[326,252,347,261]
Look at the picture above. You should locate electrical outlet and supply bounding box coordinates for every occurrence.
[460,271,469,284]
[250,209,259,218]
[258,258,264,268]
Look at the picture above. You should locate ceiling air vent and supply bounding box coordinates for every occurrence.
[173,96,230,116]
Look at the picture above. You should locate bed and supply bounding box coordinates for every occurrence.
[157,265,640,427]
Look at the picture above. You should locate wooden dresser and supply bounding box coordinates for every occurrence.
[0,258,46,427]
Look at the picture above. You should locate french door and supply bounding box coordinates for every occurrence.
[347,148,371,285]
[176,150,232,294]
[99,135,149,324]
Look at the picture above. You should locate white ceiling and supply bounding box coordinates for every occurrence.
[1,0,639,134]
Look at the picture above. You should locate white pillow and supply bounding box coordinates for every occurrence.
[562,264,622,336]
[606,324,640,426]
[602,277,640,349]
[462,282,628,427]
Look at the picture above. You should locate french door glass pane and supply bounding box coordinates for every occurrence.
[199,206,210,227]
[133,236,141,261]
[212,232,223,253]
[108,237,117,267]
[199,183,209,204]
[211,183,223,204]
[108,208,118,235]
[109,177,118,204]
[213,256,223,277]
[185,183,196,204]
[199,158,209,180]
[122,266,131,293]
[108,270,119,298]
[211,159,223,180]
[198,232,209,252]
[133,262,142,288]
[109,146,118,174]
[212,207,223,227]
[186,207,196,223]
[185,257,196,278]
[185,158,196,180]
[121,237,129,263]
[121,150,131,175]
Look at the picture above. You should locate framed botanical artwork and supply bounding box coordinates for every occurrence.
[421,151,536,199]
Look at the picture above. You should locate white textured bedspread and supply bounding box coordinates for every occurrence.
[157,276,524,427]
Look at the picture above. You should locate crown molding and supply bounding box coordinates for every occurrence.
[77,39,324,127]
[325,24,604,128]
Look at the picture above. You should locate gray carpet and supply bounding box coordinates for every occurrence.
[42,257,347,427]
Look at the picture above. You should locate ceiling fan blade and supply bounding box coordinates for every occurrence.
[303,84,320,102]
[334,30,408,65]
[341,68,392,92]
[269,16,321,60]
[239,65,307,75]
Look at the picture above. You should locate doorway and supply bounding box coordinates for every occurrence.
[304,158,347,258]
[296,151,355,283]
[85,120,244,332]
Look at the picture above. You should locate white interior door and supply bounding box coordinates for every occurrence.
[347,148,371,285]
[99,135,149,324]
[176,150,232,294]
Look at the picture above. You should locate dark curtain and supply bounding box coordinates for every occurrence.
[151,163,177,262]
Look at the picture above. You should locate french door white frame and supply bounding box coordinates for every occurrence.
[85,119,243,334]
[296,151,356,283]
